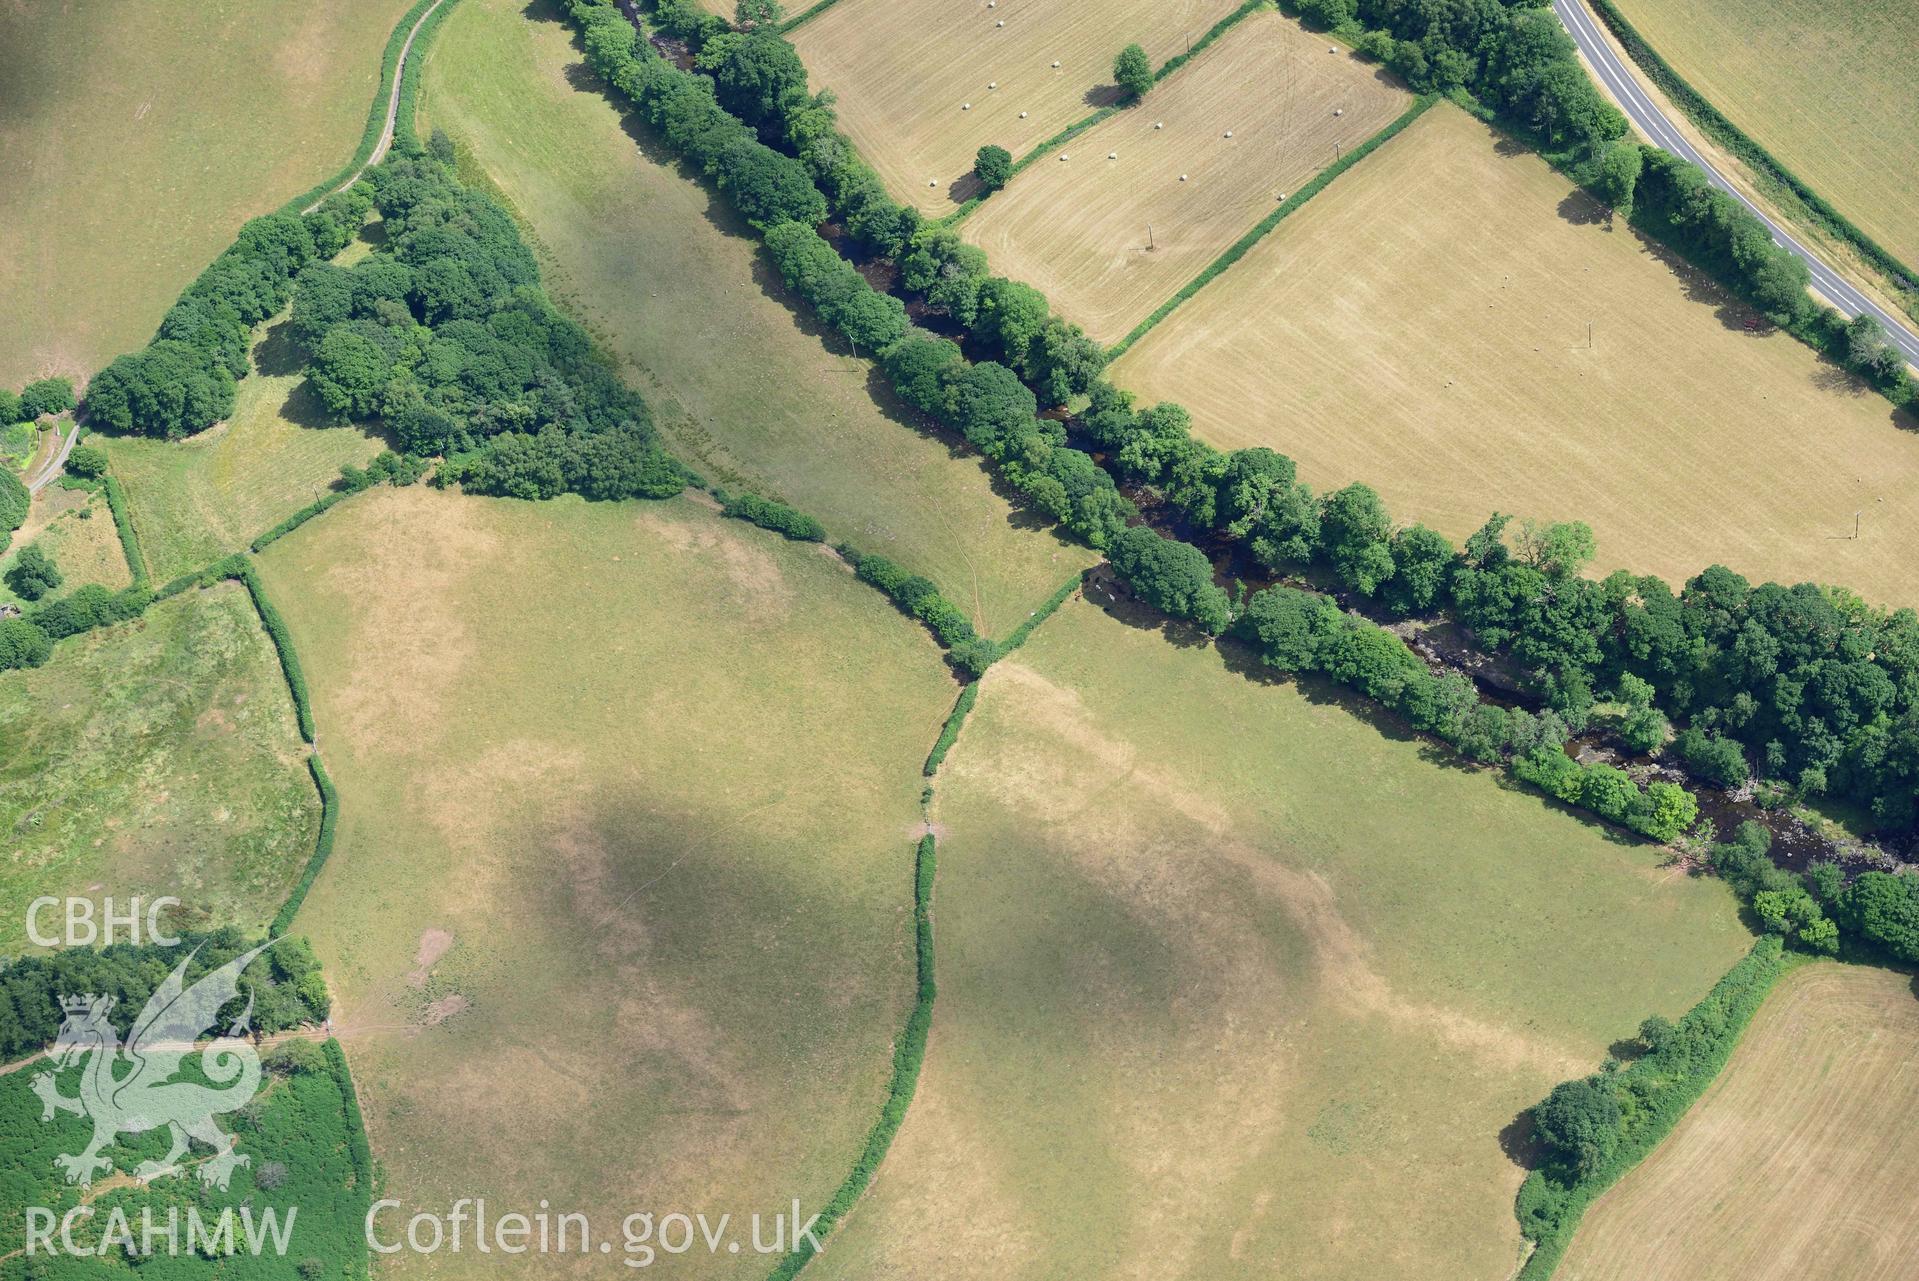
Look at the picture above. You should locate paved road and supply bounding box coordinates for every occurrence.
[1553,0,1919,368]
[25,418,80,494]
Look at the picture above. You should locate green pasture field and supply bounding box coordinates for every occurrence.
[414,0,1095,638]
[810,595,1748,1281]
[0,582,320,954]
[1609,0,1919,271]
[254,486,958,1278]
[0,0,416,389]
[105,320,383,584]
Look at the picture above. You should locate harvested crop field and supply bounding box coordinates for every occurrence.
[963,12,1407,343]
[419,0,1093,637]
[790,0,1247,215]
[1608,0,1919,271]
[1112,104,1919,608]
[1559,962,1919,1281]
[809,594,1747,1281]
[0,0,414,388]
[0,582,319,952]
[255,487,958,1278]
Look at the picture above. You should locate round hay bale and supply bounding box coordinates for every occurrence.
[1107,151,1117,160]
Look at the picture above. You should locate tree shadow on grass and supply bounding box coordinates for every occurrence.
[1499,1109,1542,1170]
[1082,83,1123,111]
[253,318,305,378]
[1556,188,1609,229]
[278,379,339,432]
[945,172,983,207]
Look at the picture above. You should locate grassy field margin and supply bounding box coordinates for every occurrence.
[1515,937,1794,1279]
[1583,0,1919,315]
[1107,92,1437,357]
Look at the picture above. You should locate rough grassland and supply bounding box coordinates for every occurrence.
[0,582,319,953]
[0,0,415,388]
[418,0,1092,636]
[790,0,1245,215]
[963,13,1406,344]
[0,484,131,609]
[1112,105,1919,607]
[811,596,1747,1281]
[105,321,383,583]
[254,487,957,1278]
[1609,0,1919,271]
[1559,963,1919,1281]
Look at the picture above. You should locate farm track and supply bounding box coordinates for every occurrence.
[302,0,452,213]
[1553,0,1919,368]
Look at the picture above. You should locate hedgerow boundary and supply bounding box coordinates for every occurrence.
[100,472,149,587]
[1583,0,1919,319]
[566,0,1711,845]
[1513,937,1795,1279]
[279,0,451,216]
[1107,91,1437,356]
[765,569,1080,1278]
[941,0,1270,226]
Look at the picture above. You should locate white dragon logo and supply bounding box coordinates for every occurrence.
[30,940,273,1190]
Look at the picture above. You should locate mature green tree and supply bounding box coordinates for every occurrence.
[1109,525,1230,633]
[0,616,52,671]
[1318,483,1395,596]
[1845,871,1919,962]
[0,389,19,424]
[1237,584,1341,670]
[975,277,1052,370]
[18,378,75,420]
[1533,1077,1621,1178]
[309,327,394,421]
[1383,523,1456,615]
[1516,518,1595,576]
[734,0,783,28]
[1591,140,1643,222]
[699,31,809,128]
[974,144,1014,193]
[5,544,62,601]
[1113,43,1153,100]
[63,444,108,479]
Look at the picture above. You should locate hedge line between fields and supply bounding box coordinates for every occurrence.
[569,0,1707,846]
[324,1037,376,1188]
[922,684,978,777]
[1584,0,1919,311]
[945,0,1267,226]
[1108,92,1437,356]
[765,833,937,1280]
[778,0,841,33]
[273,755,341,938]
[1514,938,1792,1279]
[394,0,463,147]
[1000,570,1084,654]
[100,474,149,587]
[278,0,446,216]
[234,558,316,743]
